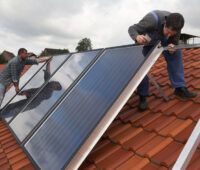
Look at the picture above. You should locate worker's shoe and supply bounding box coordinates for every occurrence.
[138,95,148,111]
[174,87,197,98]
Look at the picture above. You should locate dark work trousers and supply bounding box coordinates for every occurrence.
[137,32,185,96]
[0,83,6,108]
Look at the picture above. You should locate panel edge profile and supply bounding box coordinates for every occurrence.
[65,42,163,170]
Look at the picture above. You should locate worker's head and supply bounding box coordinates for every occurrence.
[18,48,28,60]
[49,81,62,91]
[163,13,184,37]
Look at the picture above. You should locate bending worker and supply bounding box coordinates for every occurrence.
[128,10,197,110]
[0,48,52,107]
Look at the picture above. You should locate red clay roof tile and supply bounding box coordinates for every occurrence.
[111,126,143,144]
[104,122,131,139]
[159,119,193,137]
[87,142,120,163]
[0,157,8,166]
[163,100,193,116]
[116,155,149,170]
[11,158,32,170]
[0,153,6,160]
[145,115,176,132]
[0,163,10,170]
[9,152,27,165]
[19,163,36,170]
[123,130,157,151]
[90,139,111,154]
[175,123,196,143]
[136,136,172,158]
[7,148,23,159]
[96,148,133,169]
[79,161,97,170]
[187,150,200,170]
[151,141,184,167]
[142,163,168,170]
[120,109,151,124]
[152,99,179,113]
[133,113,162,127]
[4,144,20,154]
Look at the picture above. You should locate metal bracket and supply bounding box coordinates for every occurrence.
[148,73,169,101]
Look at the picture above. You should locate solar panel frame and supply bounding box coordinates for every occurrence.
[22,42,163,170]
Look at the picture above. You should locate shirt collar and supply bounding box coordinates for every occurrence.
[17,55,23,62]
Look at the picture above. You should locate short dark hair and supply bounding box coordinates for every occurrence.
[166,13,184,32]
[18,48,27,55]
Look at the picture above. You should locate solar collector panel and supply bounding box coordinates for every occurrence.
[8,50,101,143]
[24,43,163,170]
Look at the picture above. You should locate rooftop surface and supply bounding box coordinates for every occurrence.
[0,48,200,169]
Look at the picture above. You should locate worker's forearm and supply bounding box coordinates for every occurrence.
[13,82,19,93]
[39,57,52,63]
[38,58,48,63]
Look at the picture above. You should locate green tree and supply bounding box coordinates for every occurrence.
[76,38,92,52]
[0,54,7,64]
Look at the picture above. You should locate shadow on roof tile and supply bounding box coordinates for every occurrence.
[123,130,157,152]
[159,119,193,137]
[151,141,183,168]
[96,148,133,170]
[116,155,149,170]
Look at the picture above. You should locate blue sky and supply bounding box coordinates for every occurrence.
[0,0,199,55]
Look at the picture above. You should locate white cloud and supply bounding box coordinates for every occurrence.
[0,0,199,55]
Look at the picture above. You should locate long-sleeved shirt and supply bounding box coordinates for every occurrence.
[0,56,38,87]
[128,10,180,45]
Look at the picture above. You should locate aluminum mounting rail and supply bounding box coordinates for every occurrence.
[163,43,200,51]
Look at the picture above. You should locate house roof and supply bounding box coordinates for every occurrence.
[0,47,200,169]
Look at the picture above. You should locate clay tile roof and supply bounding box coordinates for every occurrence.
[1,47,200,169]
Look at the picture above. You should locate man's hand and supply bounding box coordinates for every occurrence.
[15,86,19,94]
[47,56,53,61]
[18,91,26,96]
[13,82,19,94]
[39,56,53,63]
[136,35,150,45]
[168,44,176,54]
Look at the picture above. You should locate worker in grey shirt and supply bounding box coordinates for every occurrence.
[128,10,197,110]
[0,48,52,107]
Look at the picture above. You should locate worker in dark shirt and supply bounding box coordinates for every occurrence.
[128,10,197,110]
[0,48,52,107]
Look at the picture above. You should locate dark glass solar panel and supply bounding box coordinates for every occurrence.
[24,45,159,170]
[1,62,45,109]
[9,50,100,142]
[1,54,69,122]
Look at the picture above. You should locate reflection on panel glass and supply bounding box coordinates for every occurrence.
[2,54,68,122]
[9,50,100,142]
[24,45,159,170]
[1,62,45,108]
